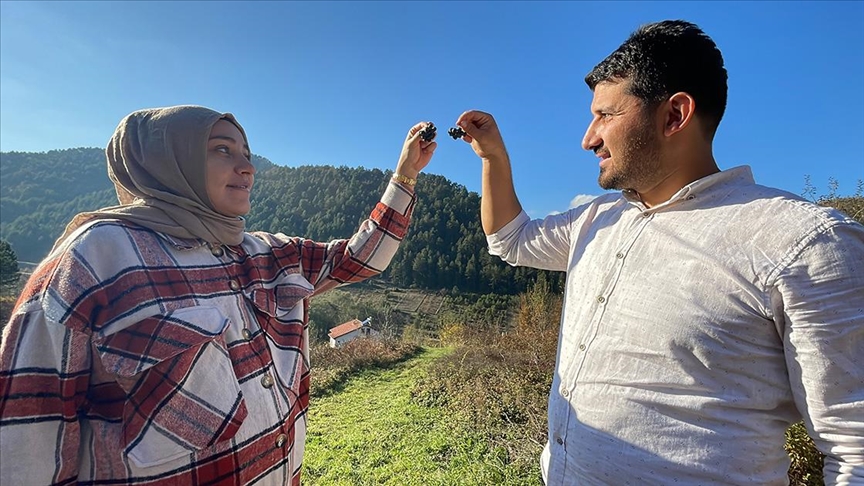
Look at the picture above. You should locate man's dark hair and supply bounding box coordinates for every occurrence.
[585,20,728,137]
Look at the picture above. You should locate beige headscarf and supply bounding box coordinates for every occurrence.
[53,105,249,250]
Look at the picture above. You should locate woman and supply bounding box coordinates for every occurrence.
[0,105,436,484]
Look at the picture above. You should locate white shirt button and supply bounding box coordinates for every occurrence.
[275,434,287,448]
[560,388,569,397]
[242,328,252,340]
[229,280,241,291]
[211,246,224,257]
[596,296,605,304]
[579,344,586,351]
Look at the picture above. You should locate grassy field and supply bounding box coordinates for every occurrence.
[303,346,543,486]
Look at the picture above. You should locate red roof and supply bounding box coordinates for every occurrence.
[328,319,364,339]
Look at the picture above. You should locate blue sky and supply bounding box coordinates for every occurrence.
[2,1,863,218]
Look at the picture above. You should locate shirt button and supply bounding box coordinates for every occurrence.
[596,296,605,304]
[275,434,287,448]
[229,280,241,291]
[211,246,224,257]
[686,194,696,200]
[242,328,252,340]
[261,374,274,388]
[642,212,651,218]
[579,344,586,351]
[555,436,564,445]
[615,252,624,259]
[560,388,569,397]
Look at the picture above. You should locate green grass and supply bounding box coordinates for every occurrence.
[303,346,542,486]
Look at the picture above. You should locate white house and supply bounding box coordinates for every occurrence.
[328,317,378,348]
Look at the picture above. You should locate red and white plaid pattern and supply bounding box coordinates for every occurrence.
[0,182,415,485]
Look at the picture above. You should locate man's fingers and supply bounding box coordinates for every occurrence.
[456,110,493,140]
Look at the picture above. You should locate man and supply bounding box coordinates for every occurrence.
[455,20,863,485]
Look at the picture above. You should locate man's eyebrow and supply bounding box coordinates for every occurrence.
[209,135,250,153]
[593,102,622,114]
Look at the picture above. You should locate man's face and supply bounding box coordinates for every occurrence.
[581,80,662,192]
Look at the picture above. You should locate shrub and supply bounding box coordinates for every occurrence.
[309,338,420,397]
[785,422,824,485]
[0,295,17,327]
[411,278,560,476]
[820,196,864,224]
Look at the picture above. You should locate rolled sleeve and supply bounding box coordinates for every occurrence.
[380,179,415,217]
[301,180,416,290]
[485,210,573,272]
[486,210,531,260]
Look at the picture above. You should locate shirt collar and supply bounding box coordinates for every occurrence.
[155,232,208,250]
[154,231,243,254]
[622,166,755,212]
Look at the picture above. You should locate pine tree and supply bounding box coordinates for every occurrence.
[0,239,20,288]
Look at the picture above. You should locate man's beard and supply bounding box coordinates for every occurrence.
[598,122,662,191]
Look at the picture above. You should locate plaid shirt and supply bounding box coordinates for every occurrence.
[0,181,415,485]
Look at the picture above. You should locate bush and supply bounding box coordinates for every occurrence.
[309,338,420,397]
[0,295,17,327]
[785,422,825,485]
[411,278,560,476]
[820,196,864,224]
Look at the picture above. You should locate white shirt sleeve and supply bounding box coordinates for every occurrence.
[485,210,575,272]
[775,221,864,485]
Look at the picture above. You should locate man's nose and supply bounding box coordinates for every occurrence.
[582,122,600,152]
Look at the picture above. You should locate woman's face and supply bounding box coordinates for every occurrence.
[205,119,255,217]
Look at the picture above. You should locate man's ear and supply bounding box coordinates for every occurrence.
[663,92,696,137]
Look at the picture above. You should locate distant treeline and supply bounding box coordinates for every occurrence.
[0,148,564,294]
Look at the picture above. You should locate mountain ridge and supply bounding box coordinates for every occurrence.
[0,148,563,294]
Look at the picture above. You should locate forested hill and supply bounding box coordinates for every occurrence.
[0,148,561,294]
[0,148,275,262]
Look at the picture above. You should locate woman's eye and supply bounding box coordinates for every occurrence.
[216,146,230,154]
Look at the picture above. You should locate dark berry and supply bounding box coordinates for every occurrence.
[448,127,466,139]
[419,123,437,142]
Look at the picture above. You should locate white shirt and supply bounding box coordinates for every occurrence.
[486,166,864,485]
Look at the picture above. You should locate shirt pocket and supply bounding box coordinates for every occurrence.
[243,271,314,319]
[93,306,248,468]
[243,272,313,394]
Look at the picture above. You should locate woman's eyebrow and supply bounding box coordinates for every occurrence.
[209,135,250,153]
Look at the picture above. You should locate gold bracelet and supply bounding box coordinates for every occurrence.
[392,173,417,187]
